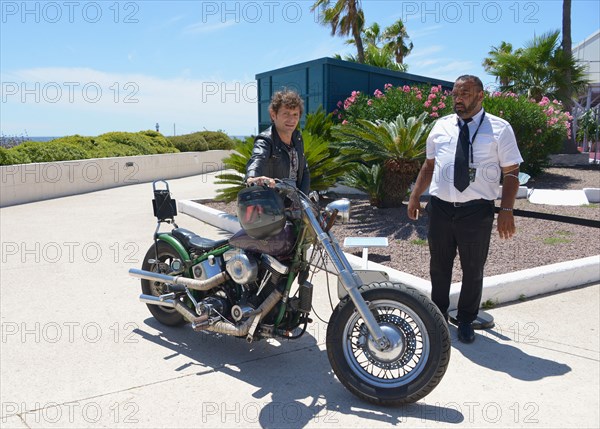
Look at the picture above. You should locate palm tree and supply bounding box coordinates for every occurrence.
[334,44,407,71]
[333,112,433,208]
[382,19,413,65]
[562,0,573,108]
[484,30,588,104]
[311,0,365,63]
[562,0,578,153]
[357,22,383,47]
[337,22,408,71]
[482,41,515,90]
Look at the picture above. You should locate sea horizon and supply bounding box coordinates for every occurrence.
[4,134,251,143]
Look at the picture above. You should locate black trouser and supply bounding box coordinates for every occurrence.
[427,196,495,323]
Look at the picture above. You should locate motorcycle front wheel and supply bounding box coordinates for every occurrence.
[326,282,450,406]
[140,241,187,326]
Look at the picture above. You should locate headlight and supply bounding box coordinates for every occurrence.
[325,198,351,224]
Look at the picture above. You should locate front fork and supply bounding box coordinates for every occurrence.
[302,201,390,351]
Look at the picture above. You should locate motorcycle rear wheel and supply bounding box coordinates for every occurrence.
[326,282,450,406]
[140,241,187,326]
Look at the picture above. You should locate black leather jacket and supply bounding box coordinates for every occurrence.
[245,126,310,194]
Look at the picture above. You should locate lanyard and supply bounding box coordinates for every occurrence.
[466,112,485,164]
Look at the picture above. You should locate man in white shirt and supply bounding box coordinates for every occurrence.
[407,75,523,343]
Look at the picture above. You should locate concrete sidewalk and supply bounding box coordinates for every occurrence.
[1,172,599,428]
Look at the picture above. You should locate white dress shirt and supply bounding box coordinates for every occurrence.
[426,108,523,202]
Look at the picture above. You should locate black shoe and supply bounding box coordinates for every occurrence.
[443,313,449,323]
[457,322,475,343]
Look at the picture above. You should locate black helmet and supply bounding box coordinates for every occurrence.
[237,187,286,239]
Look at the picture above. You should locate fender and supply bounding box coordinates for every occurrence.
[157,233,191,262]
[156,233,193,278]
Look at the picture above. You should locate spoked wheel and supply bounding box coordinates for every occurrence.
[140,241,187,326]
[326,283,450,406]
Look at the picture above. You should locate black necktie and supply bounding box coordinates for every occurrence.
[454,118,473,192]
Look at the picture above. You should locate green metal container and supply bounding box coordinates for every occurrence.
[255,57,454,132]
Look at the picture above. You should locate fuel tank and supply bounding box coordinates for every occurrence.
[229,223,295,257]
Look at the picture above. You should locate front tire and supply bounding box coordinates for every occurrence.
[326,282,450,406]
[140,241,187,326]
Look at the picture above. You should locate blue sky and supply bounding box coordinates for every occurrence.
[1,0,599,137]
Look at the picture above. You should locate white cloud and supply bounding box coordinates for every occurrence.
[409,25,444,40]
[1,68,258,136]
[408,45,444,59]
[411,59,440,68]
[429,61,477,82]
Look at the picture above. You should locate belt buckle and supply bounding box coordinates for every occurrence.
[453,201,461,207]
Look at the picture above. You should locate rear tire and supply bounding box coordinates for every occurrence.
[326,282,450,405]
[140,241,187,326]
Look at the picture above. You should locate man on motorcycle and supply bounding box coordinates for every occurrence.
[245,89,310,194]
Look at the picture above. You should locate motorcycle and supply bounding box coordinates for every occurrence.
[129,179,450,405]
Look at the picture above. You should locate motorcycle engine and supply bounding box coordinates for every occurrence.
[224,249,290,324]
[223,249,258,284]
[252,254,289,302]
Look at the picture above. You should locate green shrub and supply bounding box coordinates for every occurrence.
[302,131,347,191]
[214,139,254,202]
[8,141,90,163]
[341,163,383,207]
[303,105,335,141]
[167,130,235,151]
[575,109,599,144]
[334,84,571,177]
[0,147,31,165]
[0,131,180,165]
[197,131,235,150]
[230,136,252,146]
[99,131,176,155]
[335,84,453,125]
[168,133,209,152]
[333,112,432,207]
[483,94,568,176]
[47,135,139,158]
[140,130,162,138]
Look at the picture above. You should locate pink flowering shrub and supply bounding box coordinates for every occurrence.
[483,93,571,175]
[334,85,572,176]
[334,84,453,125]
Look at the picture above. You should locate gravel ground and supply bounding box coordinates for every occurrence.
[205,166,600,282]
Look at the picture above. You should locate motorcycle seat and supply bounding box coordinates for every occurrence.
[171,228,228,252]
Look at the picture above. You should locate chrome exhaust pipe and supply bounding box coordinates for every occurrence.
[203,290,282,337]
[139,294,199,323]
[134,269,282,339]
[140,294,175,308]
[129,268,228,291]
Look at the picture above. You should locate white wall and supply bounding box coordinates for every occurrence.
[573,30,600,84]
[0,151,233,207]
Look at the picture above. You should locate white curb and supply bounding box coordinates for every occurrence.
[179,199,241,234]
[178,199,600,308]
[584,188,600,203]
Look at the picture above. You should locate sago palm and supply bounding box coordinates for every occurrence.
[215,125,347,202]
[214,138,254,202]
[342,163,383,207]
[333,112,432,207]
